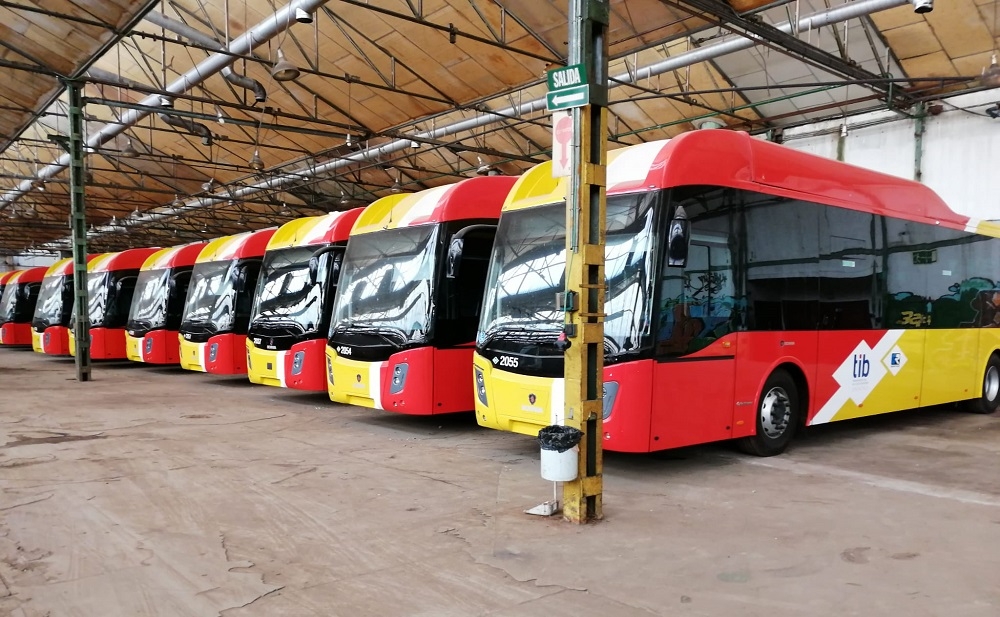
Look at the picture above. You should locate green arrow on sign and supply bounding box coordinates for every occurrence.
[546,85,590,112]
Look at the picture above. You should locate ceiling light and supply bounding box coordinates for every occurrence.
[172,194,185,209]
[121,139,139,157]
[201,178,215,193]
[294,7,313,23]
[159,96,174,108]
[249,149,264,171]
[340,190,350,206]
[982,54,1000,89]
[271,49,300,82]
[390,179,403,194]
[215,105,226,124]
[475,157,498,176]
[280,202,291,216]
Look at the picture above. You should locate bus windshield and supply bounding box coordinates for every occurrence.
[477,192,657,360]
[328,224,439,349]
[181,260,238,335]
[32,275,73,329]
[249,245,335,340]
[128,269,171,334]
[67,269,140,331]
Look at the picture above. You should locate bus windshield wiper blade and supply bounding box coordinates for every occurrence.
[333,322,407,346]
[480,324,560,346]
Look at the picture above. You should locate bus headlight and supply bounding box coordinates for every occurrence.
[602,381,619,420]
[389,363,408,394]
[209,343,219,362]
[291,351,305,375]
[474,366,488,406]
[326,356,334,385]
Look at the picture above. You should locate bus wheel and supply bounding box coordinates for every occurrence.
[738,370,799,457]
[966,354,1000,414]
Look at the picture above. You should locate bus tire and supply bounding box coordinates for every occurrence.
[966,354,1000,415]
[737,369,799,457]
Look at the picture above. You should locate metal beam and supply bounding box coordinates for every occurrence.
[29,0,912,252]
[66,81,90,382]
[0,0,333,211]
[671,0,908,104]
[562,0,608,524]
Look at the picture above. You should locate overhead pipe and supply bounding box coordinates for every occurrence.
[144,12,267,103]
[158,113,213,146]
[0,0,325,210]
[45,0,915,243]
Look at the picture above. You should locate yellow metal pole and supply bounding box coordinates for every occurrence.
[562,0,608,523]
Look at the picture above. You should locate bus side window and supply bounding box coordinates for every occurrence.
[167,270,193,329]
[440,228,496,346]
[111,275,138,328]
[657,239,734,356]
[235,261,263,333]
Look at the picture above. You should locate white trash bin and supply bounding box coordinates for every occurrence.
[540,445,579,482]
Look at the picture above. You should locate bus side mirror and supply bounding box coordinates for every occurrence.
[666,205,691,268]
[446,237,464,279]
[307,256,320,286]
[235,268,248,292]
[308,246,339,285]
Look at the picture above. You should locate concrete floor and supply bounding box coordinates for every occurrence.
[1,348,999,617]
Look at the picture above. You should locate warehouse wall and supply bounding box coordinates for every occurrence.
[782,89,1000,220]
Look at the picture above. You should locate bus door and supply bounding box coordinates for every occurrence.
[651,232,737,450]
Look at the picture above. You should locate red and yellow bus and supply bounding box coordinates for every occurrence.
[473,130,1000,456]
[67,248,160,360]
[0,267,46,346]
[327,176,517,414]
[126,242,207,364]
[178,228,275,374]
[246,209,362,390]
[32,256,98,355]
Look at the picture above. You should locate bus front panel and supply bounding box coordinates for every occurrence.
[473,352,659,453]
[180,334,247,375]
[126,330,180,364]
[248,339,328,390]
[35,326,70,355]
[0,323,31,345]
[329,346,467,415]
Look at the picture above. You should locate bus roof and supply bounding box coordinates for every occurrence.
[0,271,17,286]
[352,176,518,236]
[504,131,967,232]
[140,242,209,271]
[5,266,47,285]
[89,248,161,273]
[267,208,364,250]
[196,228,277,264]
[44,255,98,278]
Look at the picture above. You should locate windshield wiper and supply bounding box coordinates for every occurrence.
[479,323,560,347]
[331,321,407,346]
[180,321,218,334]
[251,322,305,336]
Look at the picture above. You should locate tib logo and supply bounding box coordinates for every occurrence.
[852,354,871,378]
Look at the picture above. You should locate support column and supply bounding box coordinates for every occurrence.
[562,0,608,524]
[66,80,91,381]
